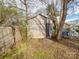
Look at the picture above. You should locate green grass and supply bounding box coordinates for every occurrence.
[3,42,27,59]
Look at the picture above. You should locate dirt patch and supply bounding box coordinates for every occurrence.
[25,39,79,59]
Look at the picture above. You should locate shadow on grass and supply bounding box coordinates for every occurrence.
[50,38,79,51]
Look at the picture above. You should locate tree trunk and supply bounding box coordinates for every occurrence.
[57,0,71,40]
[51,15,58,40]
[24,0,28,39]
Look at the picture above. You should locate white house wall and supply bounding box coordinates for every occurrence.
[28,15,46,38]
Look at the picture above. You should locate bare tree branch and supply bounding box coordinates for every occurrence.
[20,0,26,5]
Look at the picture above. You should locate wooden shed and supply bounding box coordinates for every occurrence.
[28,14,53,38]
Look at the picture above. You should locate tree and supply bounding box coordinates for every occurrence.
[0,0,19,43]
[56,0,71,40]
[5,0,28,39]
[47,0,73,40]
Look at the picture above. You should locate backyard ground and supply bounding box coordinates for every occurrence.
[2,38,79,59]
